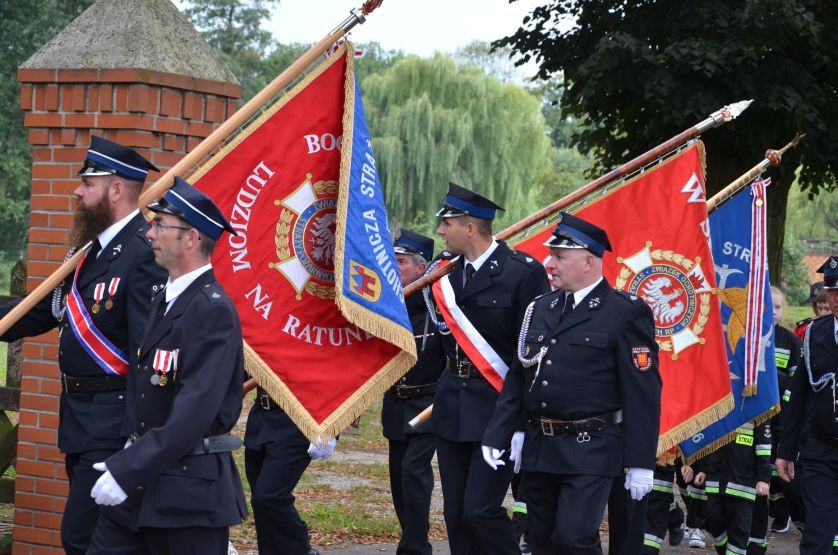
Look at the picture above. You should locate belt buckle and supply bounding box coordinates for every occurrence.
[541,420,554,437]
[457,362,470,379]
[259,394,272,410]
[396,387,407,400]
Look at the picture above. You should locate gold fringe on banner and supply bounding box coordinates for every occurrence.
[187,41,415,443]
[657,392,734,456]
[678,402,780,464]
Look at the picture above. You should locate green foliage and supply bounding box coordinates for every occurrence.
[497,1,838,276]
[780,233,810,305]
[361,55,556,232]
[0,0,94,263]
[785,178,838,241]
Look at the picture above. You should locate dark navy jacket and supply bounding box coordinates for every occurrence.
[0,212,165,453]
[104,270,247,529]
[381,293,445,439]
[483,280,662,476]
[431,241,549,443]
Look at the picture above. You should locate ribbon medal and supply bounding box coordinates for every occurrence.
[152,348,179,387]
[105,277,120,310]
[91,283,106,314]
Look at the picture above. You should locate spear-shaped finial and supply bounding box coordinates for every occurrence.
[723,100,753,121]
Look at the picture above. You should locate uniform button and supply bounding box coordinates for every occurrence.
[118,395,124,400]
[540,402,547,408]
[461,382,467,388]
[542,380,548,386]
[139,422,145,429]
[182,466,188,472]
[550,339,556,345]
[585,337,590,342]
[492,300,497,304]
[400,377,406,383]
[140,393,145,400]
[136,486,143,491]
[545,360,552,365]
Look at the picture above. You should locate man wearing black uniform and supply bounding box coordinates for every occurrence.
[382,229,445,555]
[483,212,661,554]
[776,256,838,554]
[245,390,333,555]
[0,137,165,554]
[86,177,247,554]
[430,182,550,555]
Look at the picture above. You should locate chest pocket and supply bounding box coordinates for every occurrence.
[475,295,512,308]
[567,331,608,349]
[522,328,549,357]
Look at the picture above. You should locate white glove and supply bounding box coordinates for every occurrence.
[90,462,127,506]
[624,467,654,500]
[123,437,134,450]
[481,445,506,470]
[307,437,336,460]
[509,431,525,474]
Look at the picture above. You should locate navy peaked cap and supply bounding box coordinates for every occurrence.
[805,281,825,303]
[77,136,159,182]
[436,182,504,221]
[147,176,236,241]
[393,228,434,262]
[816,256,838,289]
[543,211,612,258]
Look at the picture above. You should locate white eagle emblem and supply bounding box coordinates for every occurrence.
[640,276,685,325]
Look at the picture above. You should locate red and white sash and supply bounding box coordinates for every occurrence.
[432,274,508,392]
[64,254,129,376]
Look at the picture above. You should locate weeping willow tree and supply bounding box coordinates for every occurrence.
[361,55,556,234]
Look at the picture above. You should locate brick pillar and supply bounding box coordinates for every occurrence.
[13,68,240,553]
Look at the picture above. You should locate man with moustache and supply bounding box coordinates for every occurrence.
[382,229,445,555]
[0,137,166,554]
[431,182,550,555]
[482,212,661,555]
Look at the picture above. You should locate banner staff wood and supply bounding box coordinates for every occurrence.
[407,130,805,431]
[0,1,383,338]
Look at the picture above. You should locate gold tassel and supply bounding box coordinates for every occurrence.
[742,383,757,397]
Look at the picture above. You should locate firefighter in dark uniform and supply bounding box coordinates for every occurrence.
[382,229,445,555]
[86,177,247,554]
[482,212,661,555]
[244,390,333,555]
[692,419,771,555]
[776,256,838,554]
[794,281,829,341]
[430,182,550,555]
[0,137,165,554]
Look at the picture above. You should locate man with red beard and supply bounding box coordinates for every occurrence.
[0,136,167,554]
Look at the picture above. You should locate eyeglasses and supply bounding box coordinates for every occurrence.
[150,220,193,232]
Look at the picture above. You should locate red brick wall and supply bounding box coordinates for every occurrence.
[14,68,240,554]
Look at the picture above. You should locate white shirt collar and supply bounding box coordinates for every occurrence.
[465,238,499,272]
[571,276,604,308]
[164,264,213,311]
[96,209,139,256]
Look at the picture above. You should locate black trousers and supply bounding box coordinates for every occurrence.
[746,494,768,554]
[388,433,436,555]
[799,438,838,554]
[245,442,312,555]
[435,437,518,555]
[608,474,650,555]
[63,449,115,555]
[640,467,682,554]
[705,493,753,555]
[87,510,228,554]
[526,471,613,555]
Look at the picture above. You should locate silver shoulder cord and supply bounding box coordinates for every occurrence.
[517,300,548,391]
[422,257,456,335]
[51,247,77,320]
[803,321,835,393]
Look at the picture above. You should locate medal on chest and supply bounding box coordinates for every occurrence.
[152,348,179,387]
[105,277,120,310]
[92,283,105,313]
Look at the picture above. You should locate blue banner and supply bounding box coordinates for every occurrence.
[679,182,780,462]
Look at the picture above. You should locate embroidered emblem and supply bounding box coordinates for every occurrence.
[631,346,653,371]
[550,297,559,309]
[588,297,600,309]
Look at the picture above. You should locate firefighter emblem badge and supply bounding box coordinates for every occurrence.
[616,241,715,360]
[271,173,338,300]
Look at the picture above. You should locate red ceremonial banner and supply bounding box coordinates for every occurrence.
[515,142,732,452]
[188,44,415,441]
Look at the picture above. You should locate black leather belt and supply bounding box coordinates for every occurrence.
[190,434,243,455]
[61,373,127,394]
[396,382,437,399]
[531,410,623,442]
[256,389,279,411]
[446,358,481,379]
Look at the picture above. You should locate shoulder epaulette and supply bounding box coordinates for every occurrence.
[614,289,643,304]
[509,250,542,267]
[200,283,227,304]
[533,289,562,302]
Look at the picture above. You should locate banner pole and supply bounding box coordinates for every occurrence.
[407,132,805,431]
[0,2,382,338]
[403,100,753,298]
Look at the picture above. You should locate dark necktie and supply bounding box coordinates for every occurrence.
[559,292,574,323]
[464,263,476,287]
[79,239,101,275]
